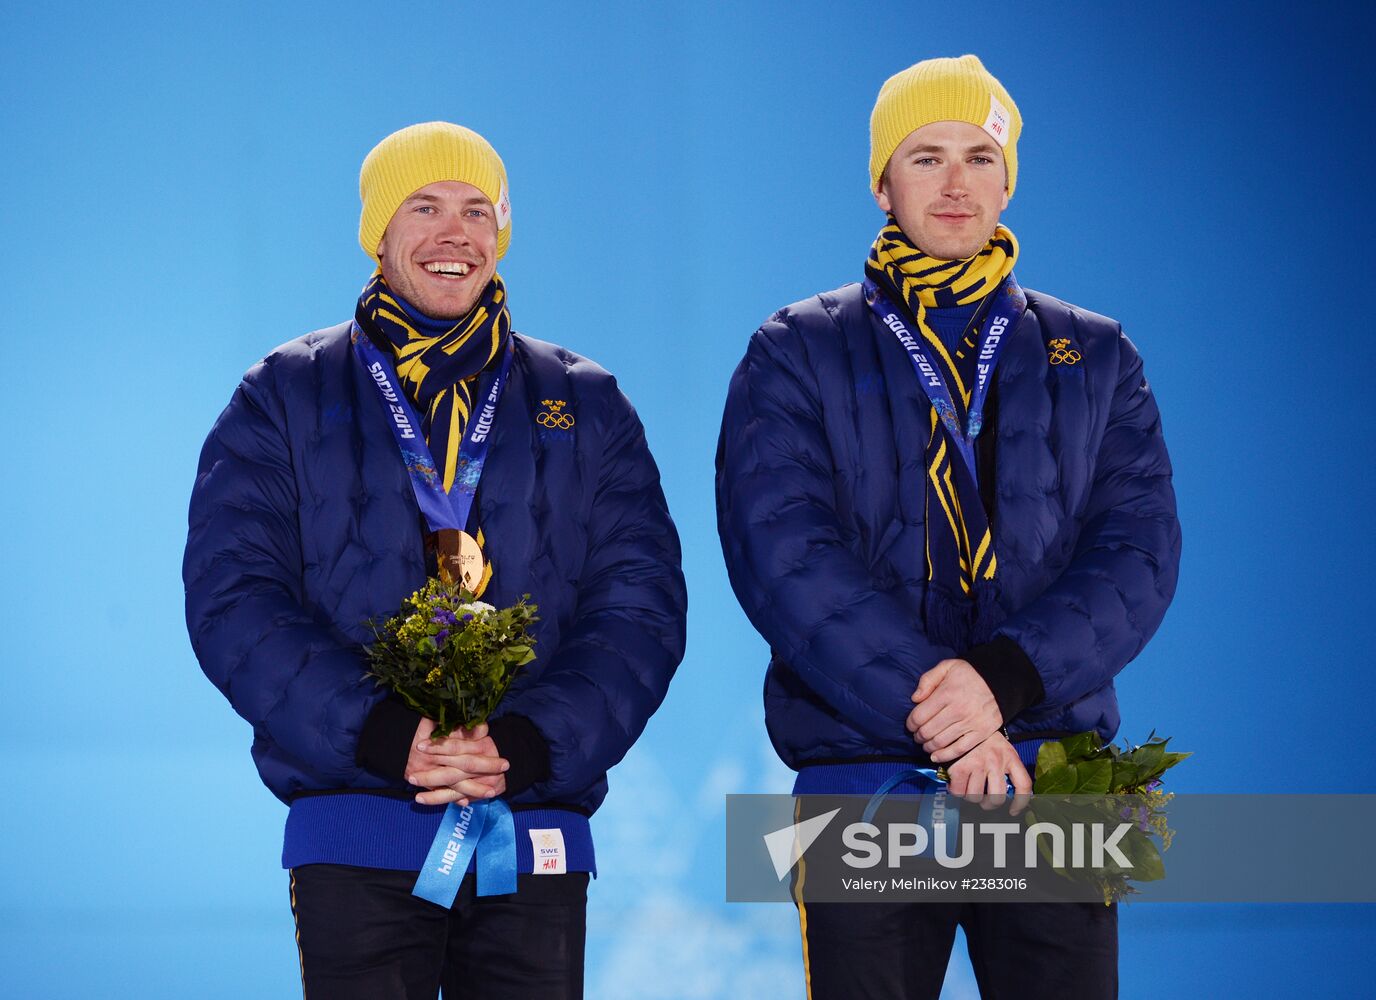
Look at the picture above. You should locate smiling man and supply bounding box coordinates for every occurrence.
[716,56,1180,997]
[184,122,686,999]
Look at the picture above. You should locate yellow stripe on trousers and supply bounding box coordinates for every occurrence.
[792,798,814,1000]
[289,869,307,1000]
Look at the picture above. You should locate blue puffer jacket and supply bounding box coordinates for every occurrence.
[185,323,686,813]
[716,282,1180,767]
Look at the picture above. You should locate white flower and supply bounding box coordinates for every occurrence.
[460,601,496,616]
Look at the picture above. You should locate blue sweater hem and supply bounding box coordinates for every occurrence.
[282,793,596,876]
[792,739,1047,796]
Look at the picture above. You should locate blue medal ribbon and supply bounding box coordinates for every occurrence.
[474,799,518,896]
[862,766,1020,859]
[861,767,959,859]
[350,323,522,901]
[412,798,519,907]
[350,322,514,533]
[863,275,1027,483]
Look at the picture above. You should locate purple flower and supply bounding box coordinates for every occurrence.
[1145,778,1163,792]
[461,612,474,623]
[435,629,450,644]
[431,609,458,626]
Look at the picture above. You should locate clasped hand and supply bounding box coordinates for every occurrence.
[944,729,1032,812]
[404,718,508,807]
[907,660,1031,811]
[905,658,1003,762]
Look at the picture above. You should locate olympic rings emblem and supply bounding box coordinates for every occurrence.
[538,399,576,430]
[1048,338,1082,366]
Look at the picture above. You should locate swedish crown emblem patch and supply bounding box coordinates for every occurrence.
[537,399,575,430]
[1048,338,1082,366]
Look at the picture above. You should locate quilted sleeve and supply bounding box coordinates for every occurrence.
[715,318,958,745]
[994,331,1181,709]
[183,370,382,786]
[495,380,686,801]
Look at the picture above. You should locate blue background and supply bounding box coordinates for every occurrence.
[3,1,1373,996]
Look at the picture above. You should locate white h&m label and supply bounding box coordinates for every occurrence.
[529,828,567,874]
[496,181,511,229]
[982,94,1012,147]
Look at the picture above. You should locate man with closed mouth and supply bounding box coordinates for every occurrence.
[716,56,1180,998]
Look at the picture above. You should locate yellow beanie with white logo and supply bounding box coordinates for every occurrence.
[358,121,511,261]
[869,54,1022,198]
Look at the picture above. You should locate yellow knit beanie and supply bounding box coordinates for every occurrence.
[358,122,511,261]
[869,55,1022,198]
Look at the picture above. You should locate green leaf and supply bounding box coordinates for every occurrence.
[1109,760,1142,791]
[1034,764,1078,794]
[1034,827,1061,869]
[1059,731,1103,763]
[1129,741,1166,770]
[1160,751,1193,771]
[1073,759,1113,794]
[1035,740,1068,780]
[1118,831,1166,882]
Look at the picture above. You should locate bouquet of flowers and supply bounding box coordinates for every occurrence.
[1028,731,1191,904]
[365,579,539,737]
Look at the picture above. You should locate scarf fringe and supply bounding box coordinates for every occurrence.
[924,581,1005,650]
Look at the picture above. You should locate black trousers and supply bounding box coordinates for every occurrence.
[797,899,1118,1000]
[289,864,588,1000]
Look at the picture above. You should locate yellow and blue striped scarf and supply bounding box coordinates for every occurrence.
[355,272,512,596]
[865,221,1018,643]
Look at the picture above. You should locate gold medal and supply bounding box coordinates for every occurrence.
[435,529,485,592]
